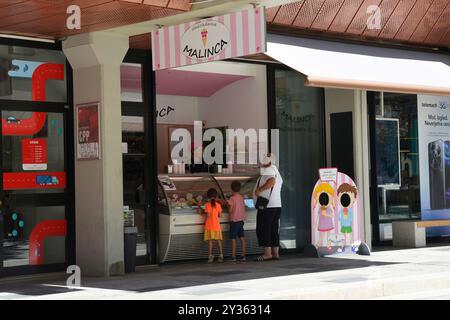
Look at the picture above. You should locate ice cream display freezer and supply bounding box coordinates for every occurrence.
[157,174,264,263]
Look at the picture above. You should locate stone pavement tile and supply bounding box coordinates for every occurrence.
[3,247,450,300]
[372,288,450,300]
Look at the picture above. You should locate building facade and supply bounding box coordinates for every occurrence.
[0,0,449,277]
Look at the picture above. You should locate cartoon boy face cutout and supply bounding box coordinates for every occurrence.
[338,190,356,209]
[337,183,358,249]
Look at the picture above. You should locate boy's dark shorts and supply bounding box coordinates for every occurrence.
[229,221,245,239]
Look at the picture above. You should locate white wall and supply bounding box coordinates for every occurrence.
[200,64,267,130]
[156,94,206,124]
[156,62,268,130]
[155,61,267,170]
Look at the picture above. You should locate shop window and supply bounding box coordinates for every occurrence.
[121,63,143,102]
[1,110,67,268]
[2,112,65,195]
[373,92,421,222]
[0,45,66,102]
[274,69,325,250]
[2,206,66,267]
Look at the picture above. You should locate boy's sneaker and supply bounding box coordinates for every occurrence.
[208,255,214,263]
[218,255,224,263]
[240,256,246,262]
[231,256,237,262]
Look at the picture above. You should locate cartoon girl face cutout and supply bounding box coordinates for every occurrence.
[313,183,335,209]
[312,182,336,248]
[318,192,331,208]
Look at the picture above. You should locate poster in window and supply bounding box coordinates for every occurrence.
[77,102,100,160]
[417,95,450,236]
[22,138,47,170]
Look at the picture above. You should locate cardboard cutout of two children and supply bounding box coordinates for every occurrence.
[311,169,362,255]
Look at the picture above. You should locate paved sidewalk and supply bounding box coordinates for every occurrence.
[1,246,450,299]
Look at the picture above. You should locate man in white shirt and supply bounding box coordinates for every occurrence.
[253,153,283,261]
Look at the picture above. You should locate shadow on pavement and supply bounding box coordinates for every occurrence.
[0,253,403,297]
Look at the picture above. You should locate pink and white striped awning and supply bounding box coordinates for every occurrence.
[151,7,267,71]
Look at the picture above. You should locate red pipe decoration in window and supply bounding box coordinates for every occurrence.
[31,63,65,102]
[2,112,47,136]
[29,220,67,265]
[2,63,64,136]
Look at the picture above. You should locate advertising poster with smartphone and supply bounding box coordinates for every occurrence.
[77,103,100,160]
[417,95,450,236]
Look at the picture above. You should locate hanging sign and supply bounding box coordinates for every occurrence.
[311,169,362,256]
[22,138,47,171]
[77,102,100,160]
[319,168,338,183]
[151,7,266,70]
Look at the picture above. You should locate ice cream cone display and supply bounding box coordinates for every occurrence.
[201,28,208,47]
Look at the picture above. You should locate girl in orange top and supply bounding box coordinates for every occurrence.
[198,188,224,263]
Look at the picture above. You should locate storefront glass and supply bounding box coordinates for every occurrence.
[372,92,421,223]
[1,109,68,268]
[121,63,143,102]
[0,41,70,275]
[122,115,147,259]
[274,69,325,250]
[0,45,66,102]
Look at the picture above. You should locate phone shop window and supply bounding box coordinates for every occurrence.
[373,92,421,222]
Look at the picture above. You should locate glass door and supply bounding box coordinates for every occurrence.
[120,50,157,266]
[122,114,149,264]
[0,101,71,275]
[270,67,326,251]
